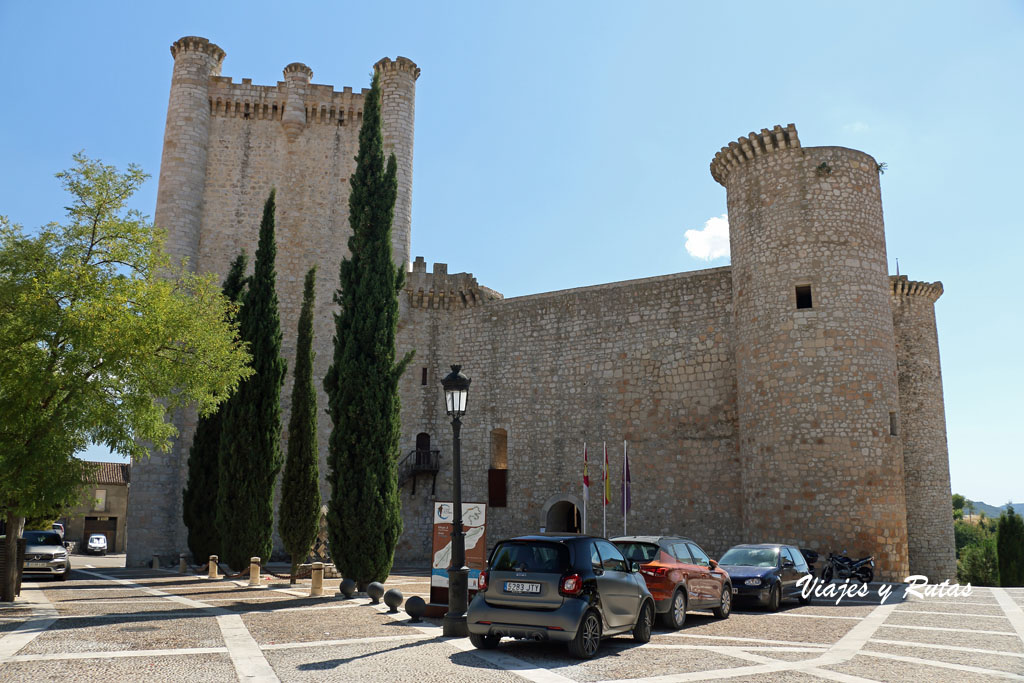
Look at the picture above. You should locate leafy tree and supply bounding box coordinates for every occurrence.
[997,505,1024,587]
[952,493,965,512]
[182,252,248,564]
[324,72,413,584]
[0,154,251,601]
[216,190,287,570]
[954,518,991,554]
[958,535,998,586]
[966,500,976,520]
[278,267,321,582]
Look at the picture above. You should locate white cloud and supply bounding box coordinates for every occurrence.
[684,214,730,261]
[843,121,869,134]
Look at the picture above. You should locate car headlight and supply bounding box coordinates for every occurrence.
[744,578,761,586]
[54,551,67,559]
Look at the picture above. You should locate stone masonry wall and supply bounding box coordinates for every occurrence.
[394,264,742,565]
[127,37,417,566]
[714,125,910,580]
[891,276,956,580]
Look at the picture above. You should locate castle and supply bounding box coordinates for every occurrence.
[126,37,956,582]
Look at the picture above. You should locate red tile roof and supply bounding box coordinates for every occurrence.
[85,461,131,485]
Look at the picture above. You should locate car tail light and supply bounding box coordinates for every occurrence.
[560,573,583,596]
[478,570,488,591]
[642,565,668,577]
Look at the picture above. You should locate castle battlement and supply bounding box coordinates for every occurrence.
[374,56,421,81]
[710,123,800,186]
[406,256,503,310]
[169,35,225,62]
[890,275,943,302]
[207,78,369,125]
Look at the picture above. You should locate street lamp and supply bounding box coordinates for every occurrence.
[440,364,471,637]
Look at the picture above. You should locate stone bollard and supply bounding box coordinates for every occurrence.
[151,554,160,570]
[179,553,187,573]
[248,557,261,587]
[208,555,219,579]
[310,562,324,597]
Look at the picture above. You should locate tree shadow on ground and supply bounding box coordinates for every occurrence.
[295,634,443,670]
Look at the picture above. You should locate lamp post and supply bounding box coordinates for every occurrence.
[440,364,470,637]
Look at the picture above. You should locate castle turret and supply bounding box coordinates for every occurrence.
[156,36,224,268]
[374,57,419,270]
[891,277,956,580]
[713,125,910,580]
[281,62,313,141]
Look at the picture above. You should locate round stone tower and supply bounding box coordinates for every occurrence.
[891,277,956,580]
[156,36,224,269]
[373,56,419,271]
[712,124,909,580]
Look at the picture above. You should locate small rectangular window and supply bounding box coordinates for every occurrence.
[796,285,813,309]
[488,468,507,508]
[890,411,899,436]
[94,489,107,512]
[421,367,427,385]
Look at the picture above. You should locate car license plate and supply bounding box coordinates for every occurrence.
[731,587,738,594]
[504,581,540,594]
[26,562,47,569]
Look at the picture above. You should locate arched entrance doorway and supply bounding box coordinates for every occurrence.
[545,500,581,533]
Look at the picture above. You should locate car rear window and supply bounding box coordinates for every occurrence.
[614,541,660,563]
[489,541,568,573]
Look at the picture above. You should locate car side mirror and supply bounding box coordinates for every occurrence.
[708,559,718,569]
[630,561,641,573]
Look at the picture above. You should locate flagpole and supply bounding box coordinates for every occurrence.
[602,441,607,538]
[582,442,587,535]
[623,440,628,536]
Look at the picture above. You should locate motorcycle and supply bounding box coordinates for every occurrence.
[820,551,874,584]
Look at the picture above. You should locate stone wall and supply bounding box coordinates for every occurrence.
[891,276,956,580]
[395,264,741,564]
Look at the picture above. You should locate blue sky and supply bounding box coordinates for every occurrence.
[1,2,1021,505]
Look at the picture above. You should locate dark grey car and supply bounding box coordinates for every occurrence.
[467,533,655,659]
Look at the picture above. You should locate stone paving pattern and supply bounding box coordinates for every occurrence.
[3,569,1024,682]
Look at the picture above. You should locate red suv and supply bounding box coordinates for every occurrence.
[613,535,732,628]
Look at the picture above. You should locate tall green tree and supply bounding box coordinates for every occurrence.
[216,190,287,570]
[324,72,413,584]
[183,251,248,564]
[278,266,321,582]
[0,154,252,601]
[997,505,1024,586]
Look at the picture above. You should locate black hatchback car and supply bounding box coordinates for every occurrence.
[467,533,655,659]
[718,543,812,610]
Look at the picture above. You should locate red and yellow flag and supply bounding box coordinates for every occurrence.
[603,442,610,506]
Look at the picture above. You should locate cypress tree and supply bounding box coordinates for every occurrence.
[216,190,287,570]
[997,505,1024,586]
[324,71,413,584]
[183,251,248,564]
[278,266,321,582]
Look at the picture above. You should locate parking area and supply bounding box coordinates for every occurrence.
[2,567,1023,681]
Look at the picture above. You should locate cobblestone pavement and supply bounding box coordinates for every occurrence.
[2,568,1023,682]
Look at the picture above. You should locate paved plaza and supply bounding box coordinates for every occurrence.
[2,566,1024,682]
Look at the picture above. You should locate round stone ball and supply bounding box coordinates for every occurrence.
[366,581,386,604]
[383,588,404,613]
[405,595,426,622]
[339,577,356,599]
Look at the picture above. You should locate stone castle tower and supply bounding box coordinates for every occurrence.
[128,38,956,582]
[127,37,418,563]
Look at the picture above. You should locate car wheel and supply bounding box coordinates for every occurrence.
[660,589,687,629]
[468,633,499,650]
[713,586,731,618]
[767,584,781,612]
[633,601,653,643]
[568,609,602,659]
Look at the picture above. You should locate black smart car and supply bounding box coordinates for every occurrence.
[466,533,655,659]
[718,543,812,610]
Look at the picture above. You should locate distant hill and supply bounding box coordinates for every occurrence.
[965,501,1024,518]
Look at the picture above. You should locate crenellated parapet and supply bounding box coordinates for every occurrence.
[890,275,943,302]
[710,123,801,186]
[406,257,502,310]
[373,56,421,81]
[169,35,225,63]
[207,79,368,124]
